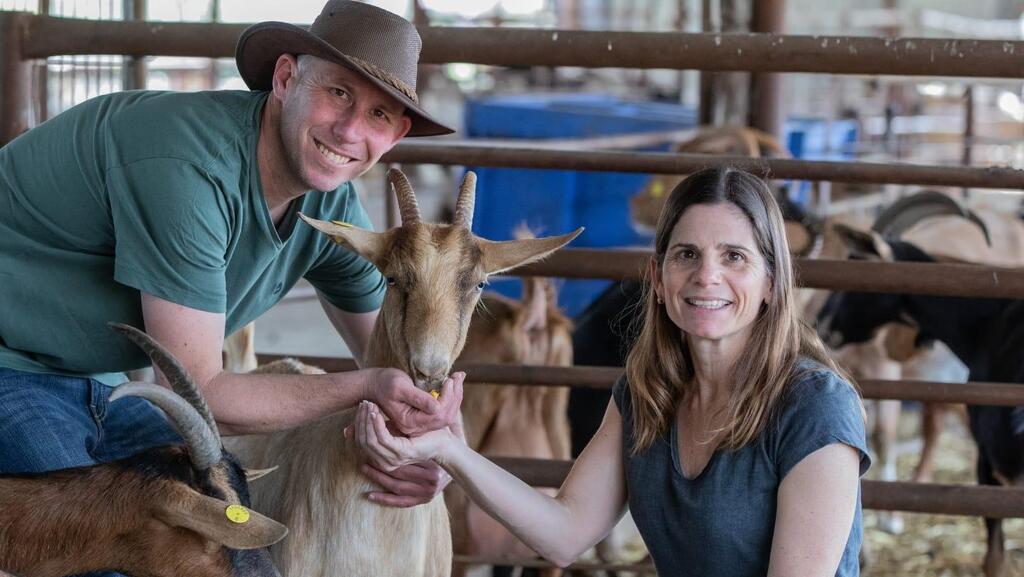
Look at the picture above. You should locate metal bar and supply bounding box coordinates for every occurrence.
[494,457,1024,518]
[749,0,785,138]
[962,85,974,194]
[507,249,1024,299]
[22,16,249,58]
[255,355,1024,407]
[381,142,1024,190]
[121,0,146,90]
[855,379,1024,406]
[18,16,1024,78]
[0,11,32,145]
[452,554,655,573]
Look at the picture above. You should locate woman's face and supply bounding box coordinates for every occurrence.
[653,202,773,348]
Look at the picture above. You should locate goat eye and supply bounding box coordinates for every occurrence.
[386,277,396,287]
[476,281,486,291]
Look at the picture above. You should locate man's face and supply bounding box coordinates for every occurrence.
[275,55,412,192]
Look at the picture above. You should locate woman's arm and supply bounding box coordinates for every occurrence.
[767,443,861,577]
[356,398,630,567]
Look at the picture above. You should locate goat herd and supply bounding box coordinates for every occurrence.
[2,157,1023,577]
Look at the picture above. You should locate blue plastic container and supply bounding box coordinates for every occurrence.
[782,118,859,203]
[466,93,698,317]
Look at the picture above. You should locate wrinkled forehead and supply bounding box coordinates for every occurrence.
[300,55,407,115]
[670,202,760,249]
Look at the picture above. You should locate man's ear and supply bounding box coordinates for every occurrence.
[271,54,300,99]
[392,115,413,143]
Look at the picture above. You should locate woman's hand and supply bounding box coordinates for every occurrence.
[355,372,466,472]
[364,368,463,436]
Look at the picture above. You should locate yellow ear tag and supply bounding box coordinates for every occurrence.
[430,390,441,399]
[331,220,354,228]
[651,180,665,198]
[225,504,250,524]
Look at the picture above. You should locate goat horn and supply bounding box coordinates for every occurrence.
[872,190,992,247]
[108,323,221,440]
[110,382,222,471]
[387,168,420,225]
[454,171,477,229]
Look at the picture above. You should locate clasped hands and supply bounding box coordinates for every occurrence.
[347,371,466,507]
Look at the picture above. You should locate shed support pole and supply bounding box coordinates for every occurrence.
[0,11,32,146]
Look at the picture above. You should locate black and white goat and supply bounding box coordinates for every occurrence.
[818,238,1022,577]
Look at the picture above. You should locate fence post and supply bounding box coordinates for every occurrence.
[0,11,32,146]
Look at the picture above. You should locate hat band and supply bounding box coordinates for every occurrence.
[345,53,419,106]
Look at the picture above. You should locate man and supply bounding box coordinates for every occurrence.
[0,0,457,529]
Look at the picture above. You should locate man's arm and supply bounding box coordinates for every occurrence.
[140,292,438,436]
[318,296,376,367]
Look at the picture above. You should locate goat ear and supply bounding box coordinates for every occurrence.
[298,213,394,268]
[520,278,548,332]
[157,492,288,550]
[832,223,894,261]
[478,227,584,275]
[244,466,279,483]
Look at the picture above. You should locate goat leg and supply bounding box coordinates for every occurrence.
[873,399,903,533]
[978,452,1005,577]
[912,402,945,484]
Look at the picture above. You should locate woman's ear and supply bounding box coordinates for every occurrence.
[649,257,664,303]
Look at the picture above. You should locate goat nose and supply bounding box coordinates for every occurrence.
[413,365,446,382]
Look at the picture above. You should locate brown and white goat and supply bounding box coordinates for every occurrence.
[0,323,287,577]
[448,277,574,576]
[225,169,583,577]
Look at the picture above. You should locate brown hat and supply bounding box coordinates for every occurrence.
[236,0,454,137]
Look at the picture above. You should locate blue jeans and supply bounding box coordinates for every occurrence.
[0,368,183,577]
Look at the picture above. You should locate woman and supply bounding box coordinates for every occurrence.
[354,166,870,576]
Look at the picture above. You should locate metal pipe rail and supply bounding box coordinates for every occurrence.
[382,142,1024,190]
[494,457,1024,519]
[16,15,1024,79]
[517,250,1024,299]
[256,356,1024,407]
[3,14,1022,186]
[277,251,1024,299]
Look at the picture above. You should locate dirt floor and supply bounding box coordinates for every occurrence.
[862,409,1024,577]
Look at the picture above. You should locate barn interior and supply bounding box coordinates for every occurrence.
[0,1,1022,575]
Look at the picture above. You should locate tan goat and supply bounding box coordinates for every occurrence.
[224,169,582,577]
[629,126,789,233]
[0,323,287,577]
[449,277,573,576]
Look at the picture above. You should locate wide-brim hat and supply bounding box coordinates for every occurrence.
[236,0,453,137]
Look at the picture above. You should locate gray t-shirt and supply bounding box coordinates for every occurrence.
[612,359,870,576]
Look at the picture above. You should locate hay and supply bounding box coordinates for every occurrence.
[863,410,1024,576]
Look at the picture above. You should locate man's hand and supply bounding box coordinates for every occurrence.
[366,369,464,436]
[361,461,452,507]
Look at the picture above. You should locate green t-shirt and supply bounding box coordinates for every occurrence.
[0,90,385,384]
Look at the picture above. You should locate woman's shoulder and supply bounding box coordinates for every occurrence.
[611,374,630,411]
[771,356,871,477]
[781,357,860,414]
